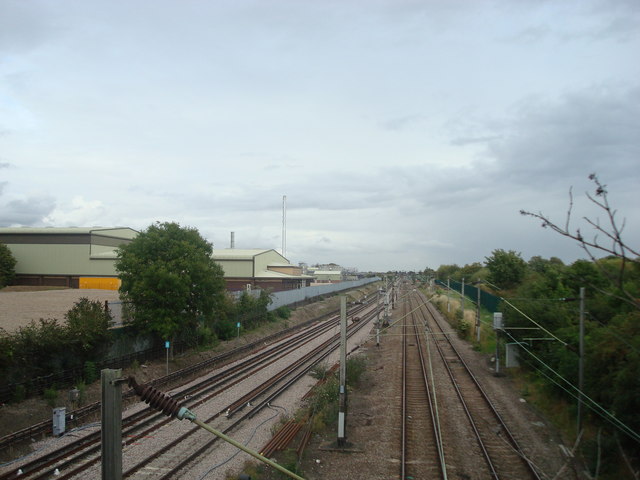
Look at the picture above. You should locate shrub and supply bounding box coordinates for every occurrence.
[196,324,218,347]
[309,362,330,380]
[76,381,87,406]
[346,355,367,387]
[0,243,16,288]
[12,384,26,403]
[83,361,99,384]
[457,320,470,339]
[274,306,292,319]
[44,387,58,407]
[65,298,113,357]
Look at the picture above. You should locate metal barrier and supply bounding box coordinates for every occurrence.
[268,277,380,311]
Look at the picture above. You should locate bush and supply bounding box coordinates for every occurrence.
[196,324,217,347]
[309,362,330,380]
[83,361,99,384]
[12,384,26,403]
[65,298,113,357]
[0,242,16,288]
[76,381,87,406]
[346,355,367,387]
[457,320,470,339]
[307,376,340,430]
[274,306,292,319]
[43,387,58,407]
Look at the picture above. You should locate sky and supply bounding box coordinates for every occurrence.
[1,0,638,272]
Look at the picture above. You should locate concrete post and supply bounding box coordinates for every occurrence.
[101,369,123,480]
[338,296,347,446]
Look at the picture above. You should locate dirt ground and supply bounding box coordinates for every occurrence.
[0,286,120,332]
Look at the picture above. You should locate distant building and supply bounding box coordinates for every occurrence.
[0,227,137,289]
[212,249,313,292]
[312,270,343,284]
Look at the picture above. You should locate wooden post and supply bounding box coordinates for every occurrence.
[101,369,123,480]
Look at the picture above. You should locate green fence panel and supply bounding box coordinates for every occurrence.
[435,279,501,313]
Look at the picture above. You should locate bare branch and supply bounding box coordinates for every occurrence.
[565,186,574,233]
[521,173,640,311]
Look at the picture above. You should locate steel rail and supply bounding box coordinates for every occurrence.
[417,292,542,480]
[400,293,447,480]
[409,295,447,479]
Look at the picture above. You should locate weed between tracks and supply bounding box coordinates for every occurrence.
[231,355,369,480]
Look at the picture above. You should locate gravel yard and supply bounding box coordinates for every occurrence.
[0,287,120,332]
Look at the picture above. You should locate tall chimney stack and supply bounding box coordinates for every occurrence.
[230,231,235,249]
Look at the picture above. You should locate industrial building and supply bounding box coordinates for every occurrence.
[0,227,312,292]
[211,249,313,292]
[0,227,138,289]
[312,270,344,283]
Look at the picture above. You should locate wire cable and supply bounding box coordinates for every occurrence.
[500,329,640,444]
[196,404,287,480]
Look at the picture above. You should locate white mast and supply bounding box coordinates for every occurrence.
[282,195,287,258]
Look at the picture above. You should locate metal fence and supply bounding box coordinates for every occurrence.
[0,341,187,404]
[435,279,501,313]
[268,277,381,310]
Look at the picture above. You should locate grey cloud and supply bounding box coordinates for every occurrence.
[0,3,59,54]
[0,196,56,227]
[450,135,502,146]
[486,87,640,185]
[380,115,426,131]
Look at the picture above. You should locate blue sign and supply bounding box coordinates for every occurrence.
[165,341,170,349]
[236,322,241,328]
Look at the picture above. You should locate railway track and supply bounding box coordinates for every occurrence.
[400,295,446,479]
[125,306,379,480]
[410,289,543,480]
[0,300,379,480]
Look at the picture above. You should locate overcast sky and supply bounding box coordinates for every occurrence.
[1,1,638,272]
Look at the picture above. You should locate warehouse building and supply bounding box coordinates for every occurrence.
[312,270,344,283]
[0,227,138,289]
[1,228,312,292]
[212,249,313,292]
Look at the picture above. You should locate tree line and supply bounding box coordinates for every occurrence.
[424,175,639,477]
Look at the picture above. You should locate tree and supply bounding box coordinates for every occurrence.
[484,249,527,289]
[0,242,17,288]
[521,173,639,310]
[65,298,113,357]
[115,222,226,344]
[436,264,461,281]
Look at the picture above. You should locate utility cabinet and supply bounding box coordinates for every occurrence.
[52,407,66,436]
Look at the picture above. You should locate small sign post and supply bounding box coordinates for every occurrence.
[165,341,170,376]
[237,322,241,338]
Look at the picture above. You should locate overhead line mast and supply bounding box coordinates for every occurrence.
[282,194,287,258]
